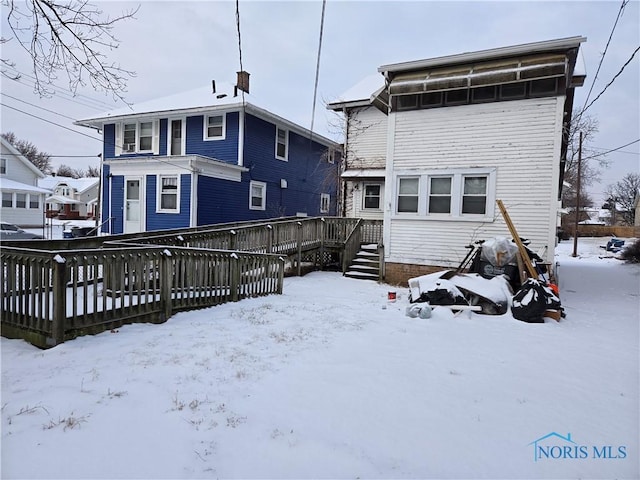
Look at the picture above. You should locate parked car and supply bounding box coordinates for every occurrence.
[0,222,45,240]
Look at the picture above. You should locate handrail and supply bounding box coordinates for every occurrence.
[341,218,363,274]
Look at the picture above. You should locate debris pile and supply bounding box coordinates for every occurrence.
[406,200,564,323]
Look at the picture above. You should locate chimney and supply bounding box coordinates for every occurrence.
[236,71,250,94]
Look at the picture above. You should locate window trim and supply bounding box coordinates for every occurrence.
[118,120,158,155]
[249,180,266,211]
[2,192,13,208]
[203,114,226,141]
[275,127,288,161]
[0,157,7,175]
[320,193,330,214]
[394,168,496,221]
[156,174,180,213]
[362,183,382,210]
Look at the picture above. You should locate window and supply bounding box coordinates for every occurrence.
[462,176,487,214]
[327,148,335,164]
[204,115,225,140]
[139,122,153,151]
[395,169,495,220]
[471,85,497,103]
[500,82,526,99]
[0,157,6,174]
[363,184,381,209]
[16,193,26,209]
[397,94,419,110]
[120,121,157,154]
[2,192,12,208]
[158,175,179,212]
[276,127,288,160]
[29,195,40,209]
[530,78,558,96]
[123,123,136,152]
[320,193,330,214]
[421,92,443,108]
[397,177,419,213]
[445,89,468,105]
[428,177,452,213]
[249,181,266,210]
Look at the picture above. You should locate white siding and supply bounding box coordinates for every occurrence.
[1,144,40,186]
[351,181,384,220]
[385,97,564,266]
[346,107,387,170]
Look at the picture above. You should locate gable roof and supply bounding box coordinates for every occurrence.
[0,136,47,179]
[75,82,337,147]
[327,74,385,111]
[38,175,99,194]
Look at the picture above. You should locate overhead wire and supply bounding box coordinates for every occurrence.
[2,93,80,122]
[582,138,640,160]
[580,0,629,113]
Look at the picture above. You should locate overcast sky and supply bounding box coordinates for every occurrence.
[1,0,638,205]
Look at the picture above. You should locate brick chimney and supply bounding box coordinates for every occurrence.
[236,71,250,94]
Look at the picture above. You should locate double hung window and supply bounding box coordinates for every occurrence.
[249,181,266,210]
[204,115,225,140]
[157,175,179,212]
[276,127,288,161]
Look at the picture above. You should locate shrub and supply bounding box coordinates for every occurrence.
[620,238,640,263]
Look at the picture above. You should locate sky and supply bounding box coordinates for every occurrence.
[2,237,638,478]
[1,0,638,207]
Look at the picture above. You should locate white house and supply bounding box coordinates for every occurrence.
[38,176,99,220]
[0,137,51,227]
[330,37,586,285]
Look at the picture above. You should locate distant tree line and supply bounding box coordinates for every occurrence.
[1,132,99,178]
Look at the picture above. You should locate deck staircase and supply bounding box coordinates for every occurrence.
[344,244,381,281]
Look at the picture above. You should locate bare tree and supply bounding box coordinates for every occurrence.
[1,131,53,173]
[604,172,640,226]
[86,164,100,177]
[2,0,138,102]
[55,163,80,178]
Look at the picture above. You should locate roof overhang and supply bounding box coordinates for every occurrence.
[104,155,248,182]
[341,169,386,179]
[45,195,82,204]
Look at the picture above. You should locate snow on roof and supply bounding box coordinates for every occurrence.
[0,178,52,194]
[38,176,99,193]
[327,74,385,109]
[76,82,337,146]
[0,137,46,179]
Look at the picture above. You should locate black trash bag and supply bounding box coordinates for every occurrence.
[422,288,468,306]
[511,279,561,323]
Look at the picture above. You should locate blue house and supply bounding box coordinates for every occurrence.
[75,73,341,234]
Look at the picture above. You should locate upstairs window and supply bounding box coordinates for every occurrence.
[0,157,6,174]
[249,181,266,210]
[119,121,158,154]
[158,175,180,213]
[204,114,225,140]
[276,127,288,161]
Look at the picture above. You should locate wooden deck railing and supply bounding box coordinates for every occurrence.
[1,216,383,348]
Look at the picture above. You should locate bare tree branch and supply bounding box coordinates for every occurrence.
[2,0,138,103]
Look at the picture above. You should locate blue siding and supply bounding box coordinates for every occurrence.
[159,119,168,156]
[185,112,239,163]
[146,174,192,231]
[110,175,125,234]
[243,114,339,217]
[104,124,116,158]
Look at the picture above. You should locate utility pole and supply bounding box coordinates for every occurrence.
[572,131,583,257]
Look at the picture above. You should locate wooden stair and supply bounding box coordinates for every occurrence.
[344,244,380,281]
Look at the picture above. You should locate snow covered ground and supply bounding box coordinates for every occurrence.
[1,237,638,479]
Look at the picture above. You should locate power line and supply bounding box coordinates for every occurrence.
[2,93,79,122]
[581,45,640,115]
[583,138,640,160]
[309,0,327,139]
[580,0,629,112]
[1,102,103,142]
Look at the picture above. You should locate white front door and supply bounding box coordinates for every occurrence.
[124,178,142,233]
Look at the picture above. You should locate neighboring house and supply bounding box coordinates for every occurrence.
[329,37,586,284]
[0,136,51,227]
[75,73,341,235]
[635,194,640,227]
[578,207,609,226]
[38,175,99,220]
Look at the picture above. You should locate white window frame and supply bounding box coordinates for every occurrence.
[396,176,421,214]
[327,148,335,164]
[249,180,266,211]
[320,193,330,214]
[29,194,40,209]
[167,118,186,155]
[156,175,180,213]
[362,183,382,210]
[275,127,288,161]
[117,120,159,155]
[2,192,13,208]
[0,157,7,174]
[15,193,27,209]
[394,168,496,221]
[204,114,226,141]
